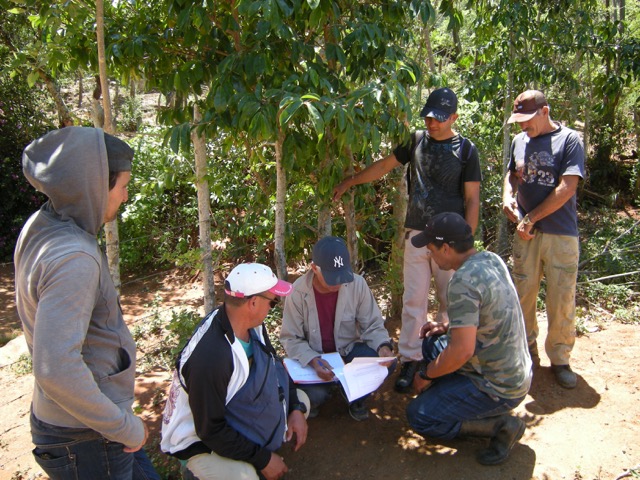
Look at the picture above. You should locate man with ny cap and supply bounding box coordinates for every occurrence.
[333,87,482,392]
[161,263,308,480]
[14,127,158,479]
[280,236,395,421]
[502,89,585,389]
[405,212,532,466]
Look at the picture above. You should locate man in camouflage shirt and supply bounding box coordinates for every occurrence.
[405,213,532,466]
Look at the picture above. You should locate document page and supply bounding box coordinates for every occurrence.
[284,353,390,401]
[284,352,344,384]
[339,360,389,402]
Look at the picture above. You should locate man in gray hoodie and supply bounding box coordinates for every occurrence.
[14,127,158,479]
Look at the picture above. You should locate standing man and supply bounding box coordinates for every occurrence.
[280,236,395,421]
[14,127,158,478]
[502,90,585,389]
[406,213,532,466]
[161,263,308,480]
[333,88,482,392]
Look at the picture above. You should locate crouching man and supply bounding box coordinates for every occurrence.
[406,213,532,465]
[161,263,308,480]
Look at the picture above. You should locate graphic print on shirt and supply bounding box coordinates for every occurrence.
[408,139,464,225]
[517,150,557,188]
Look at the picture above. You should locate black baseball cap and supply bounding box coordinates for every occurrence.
[411,212,473,248]
[419,88,458,122]
[104,132,134,172]
[312,236,354,286]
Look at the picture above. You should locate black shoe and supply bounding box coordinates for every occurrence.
[348,400,369,421]
[476,416,526,466]
[551,364,577,389]
[395,361,417,393]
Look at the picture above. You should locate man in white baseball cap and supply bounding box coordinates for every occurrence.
[161,263,309,480]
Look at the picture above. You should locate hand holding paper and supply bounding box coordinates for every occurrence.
[284,353,391,402]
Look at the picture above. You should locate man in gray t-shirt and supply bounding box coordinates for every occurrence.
[503,90,585,389]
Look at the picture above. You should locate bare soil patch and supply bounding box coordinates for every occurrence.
[1,264,639,480]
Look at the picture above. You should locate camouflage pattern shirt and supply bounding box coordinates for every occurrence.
[447,251,532,399]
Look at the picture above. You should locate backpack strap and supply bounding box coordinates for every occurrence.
[406,130,426,195]
[459,136,473,194]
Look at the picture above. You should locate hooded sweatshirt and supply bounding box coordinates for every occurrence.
[14,127,145,448]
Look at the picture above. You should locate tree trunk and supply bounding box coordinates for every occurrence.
[96,0,121,294]
[341,147,358,270]
[496,35,515,258]
[92,76,105,128]
[388,165,407,320]
[425,24,436,74]
[451,25,462,60]
[192,104,215,312]
[634,100,640,197]
[274,131,288,280]
[77,71,83,108]
[584,51,592,160]
[37,69,73,127]
[96,5,114,135]
[317,207,332,239]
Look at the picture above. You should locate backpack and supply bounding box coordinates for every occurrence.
[406,130,474,195]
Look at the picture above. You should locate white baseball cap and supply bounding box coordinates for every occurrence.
[224,263,293,298]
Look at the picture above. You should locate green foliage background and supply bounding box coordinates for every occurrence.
[0,76,50,260]
[1,0,638,317]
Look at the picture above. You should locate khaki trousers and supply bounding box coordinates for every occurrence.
[512,232,579,365]
[398,229,454,362]
[186,451,259,480]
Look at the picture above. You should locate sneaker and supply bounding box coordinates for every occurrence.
[348,400,369,421]
[551,364,577,389]
[395,361,417,393]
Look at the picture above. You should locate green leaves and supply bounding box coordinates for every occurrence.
[305,102,324,138]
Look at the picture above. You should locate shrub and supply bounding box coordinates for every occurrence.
[0,78,50,260]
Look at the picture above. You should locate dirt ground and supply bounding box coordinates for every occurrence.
[1,263,639,480]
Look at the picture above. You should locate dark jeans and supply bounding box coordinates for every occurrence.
[406,336,525,440]
[31,412,159,480]
[300,342,397,407]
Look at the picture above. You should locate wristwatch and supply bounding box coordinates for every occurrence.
[290,402,307,414]
[523,214,533,225]
[418,363,436,381]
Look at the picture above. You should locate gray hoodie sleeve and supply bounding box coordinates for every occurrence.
[31,251,145,448]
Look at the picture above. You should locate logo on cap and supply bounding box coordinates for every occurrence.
[334,256,344,268]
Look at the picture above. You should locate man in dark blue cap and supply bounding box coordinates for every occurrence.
[333,88,482,392]
[280,236,395,421]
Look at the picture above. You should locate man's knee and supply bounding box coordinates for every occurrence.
[406,397,434,432]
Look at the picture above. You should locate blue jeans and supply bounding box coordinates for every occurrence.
[406,336,525,440]
[31,412,160,480]
[300,343,397,407]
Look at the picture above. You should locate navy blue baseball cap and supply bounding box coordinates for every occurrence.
[419,88,458,122]
[312,236,354,286]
